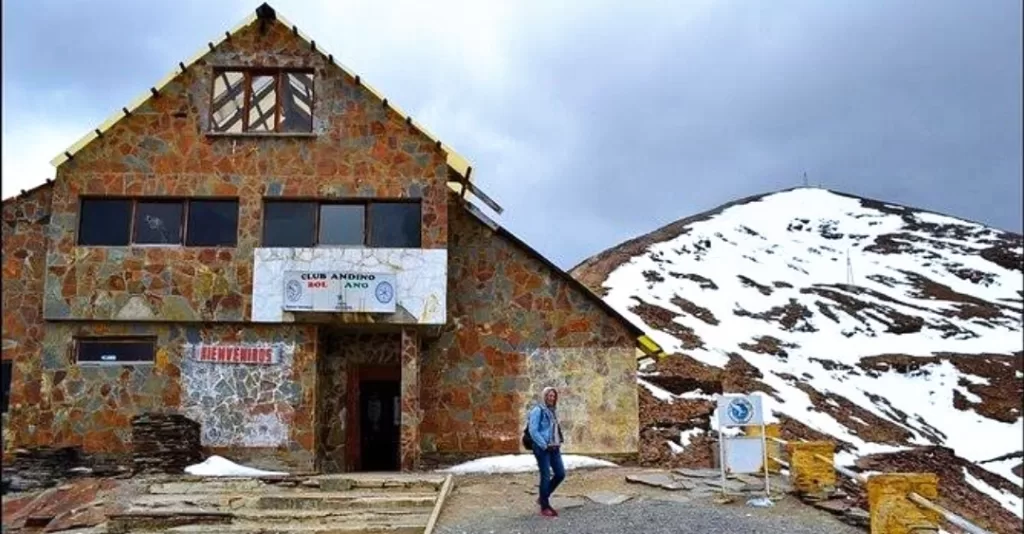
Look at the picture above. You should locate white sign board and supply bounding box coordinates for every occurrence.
[723,436,766,475]
[282,271,397,314]
[716,393,771,497]
[717,394,764,427]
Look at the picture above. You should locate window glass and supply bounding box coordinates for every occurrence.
[368,202,421,248]
[262,202,316,247]
[77,339,155,364]
[133,201,184,245]
[1,361,11,414]
[186,200,239,247]
[281,72,314,133]
[318,204,365,246]
[78,199,132,246]
[248,75,278,132]
[211,70,245,133]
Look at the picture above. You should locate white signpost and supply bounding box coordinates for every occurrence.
[282,271,397,314]
[716,393,771,498]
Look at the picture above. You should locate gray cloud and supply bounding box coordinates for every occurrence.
[3,0,1020,268]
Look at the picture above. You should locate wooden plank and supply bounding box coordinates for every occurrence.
[423,474,454,534]
[463,180,503,214]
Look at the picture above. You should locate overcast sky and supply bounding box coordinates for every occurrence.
[3,1,1021,267]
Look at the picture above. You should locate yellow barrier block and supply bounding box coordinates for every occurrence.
[867,473,940,534]
[744,424,783,473]
[786,441,836,496]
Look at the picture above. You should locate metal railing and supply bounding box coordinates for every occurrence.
[766,435,992,534]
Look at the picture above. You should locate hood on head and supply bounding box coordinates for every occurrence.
[541,387,558,406]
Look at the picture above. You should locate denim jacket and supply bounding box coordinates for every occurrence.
[528,404,558,450]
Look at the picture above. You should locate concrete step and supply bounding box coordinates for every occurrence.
[119,507,434,522]
[149,474,445,496]
[126,519,428,534]
[131,491,438,511]
[254,492,438,511]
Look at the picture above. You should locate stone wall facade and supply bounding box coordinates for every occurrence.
[43,19,449,324]
[1,10,642,471]
[2,185,53,460]
[7,321,317,471]
[420,203,640,458]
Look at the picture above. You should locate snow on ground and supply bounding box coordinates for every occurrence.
[980,457,1024,488]
[639,378,675,402]
[439,454,617,475]
[185,455,288,477]
[595,188,1022,474]
[679,428,704,448]
[963,468,1024,519]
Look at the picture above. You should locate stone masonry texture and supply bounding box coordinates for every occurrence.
[420,202,639,458]
[2,184,53,458]
[42,19,449,324]
[1,10,642,470]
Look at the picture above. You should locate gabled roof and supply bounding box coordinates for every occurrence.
[48,3,501,213]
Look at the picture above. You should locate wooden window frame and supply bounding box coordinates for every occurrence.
[75,336,157,366]
[210,68,315,134]
[77,197,240,248]
[261,199,422,248]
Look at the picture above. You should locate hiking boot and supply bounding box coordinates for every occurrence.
[540,508,557,517]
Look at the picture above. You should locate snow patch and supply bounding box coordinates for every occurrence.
[963,468,1024,519]
[439,454,617,474]
[184,455,288,477]
[680,428,705,448]
[638,378,675,402]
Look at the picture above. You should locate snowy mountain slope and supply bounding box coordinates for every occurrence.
[571,187,1023,523]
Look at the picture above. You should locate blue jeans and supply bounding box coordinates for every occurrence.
[533,445,566,509]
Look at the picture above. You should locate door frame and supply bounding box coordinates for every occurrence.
[346,364,401,471]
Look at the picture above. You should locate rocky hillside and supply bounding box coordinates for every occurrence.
[571,187,1023,531]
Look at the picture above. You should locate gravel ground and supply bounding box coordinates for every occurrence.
[434,468,864,534]
[436,497,863,534]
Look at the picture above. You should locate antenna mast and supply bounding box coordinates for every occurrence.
[846,248,855,285]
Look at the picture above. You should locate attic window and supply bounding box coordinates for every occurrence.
[210,69,314,134]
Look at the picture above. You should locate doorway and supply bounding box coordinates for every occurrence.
[358,379,400,472]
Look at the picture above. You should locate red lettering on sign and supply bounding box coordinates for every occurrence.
[193,344,278,365]
[307,281,327,288]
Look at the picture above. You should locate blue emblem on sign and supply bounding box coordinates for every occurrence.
[375,281,394,304]
[728,397,754,424]
[285,280,303,303]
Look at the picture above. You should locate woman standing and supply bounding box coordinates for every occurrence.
[528,386,566,517]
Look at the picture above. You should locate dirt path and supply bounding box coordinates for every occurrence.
[435,467,864,534]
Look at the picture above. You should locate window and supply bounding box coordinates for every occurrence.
[186,200,240,247]
[134,201,183,244]
[368,202,421,248]
[263,201,316,247]
[262,200,421,248]
[79,199,133,246]
[76,338,156,365]
[1,361,11,414]
[319,204,364,246]
[78,198,239,247]
[211,69,314,134]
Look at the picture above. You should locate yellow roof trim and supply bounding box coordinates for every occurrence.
[49,5,474,180]
[637,335,664,357]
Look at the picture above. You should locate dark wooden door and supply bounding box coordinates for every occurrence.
[358,380,400,471]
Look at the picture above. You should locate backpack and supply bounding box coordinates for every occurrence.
[521,408,564,450]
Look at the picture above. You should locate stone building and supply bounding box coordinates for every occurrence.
[1,3,656,472]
